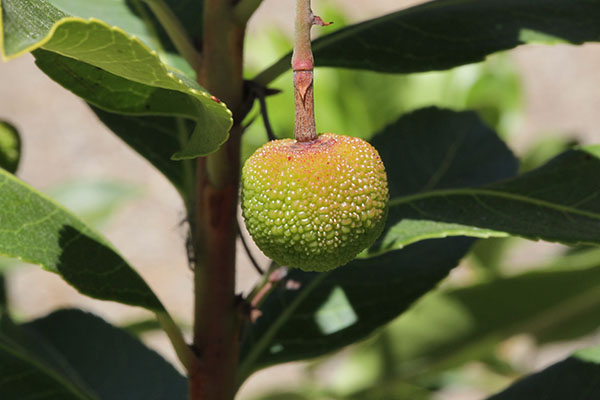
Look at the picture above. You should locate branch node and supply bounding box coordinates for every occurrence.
[312,15,333,26]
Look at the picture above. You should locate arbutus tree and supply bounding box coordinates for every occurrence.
[1,0,600,399]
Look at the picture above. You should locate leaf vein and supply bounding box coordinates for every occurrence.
[391,188,600,220]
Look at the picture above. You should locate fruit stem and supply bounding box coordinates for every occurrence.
[292,0,330,142]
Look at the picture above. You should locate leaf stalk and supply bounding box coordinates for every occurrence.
[155,311,194,372]
[143,0,202,71]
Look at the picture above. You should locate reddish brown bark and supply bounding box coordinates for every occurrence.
[189,142,241,400]
[189,1,245,398]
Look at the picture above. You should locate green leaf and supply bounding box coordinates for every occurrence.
[0,342,92,400]
[519,135,577,173]
[31,47,229,160]
[534,248,600,343]
[256,0,600,84]
[487,345,600,400]
[369,108,600,252]
[378,250,600,374]
[238,238,474,383]
[0,309,186,400]
[43,0,203,78]
[0,316,92,400]
[23,309,187,400]
[368,108,518,254]
[0,169,163,311]
[0,121,20,174]
[0,179,138,276]
[90,108,194,200]
[2,0,196,72]
[1,0,232,159]
[387,144,600,248]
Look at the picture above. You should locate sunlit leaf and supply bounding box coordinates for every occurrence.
[1,0,232,159]
[0,169,163,311]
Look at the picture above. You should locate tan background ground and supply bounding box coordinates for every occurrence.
[1,0,599,398]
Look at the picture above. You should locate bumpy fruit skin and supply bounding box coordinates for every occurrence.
[241,133,389,271]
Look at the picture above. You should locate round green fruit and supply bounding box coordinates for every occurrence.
[241,133,389,271]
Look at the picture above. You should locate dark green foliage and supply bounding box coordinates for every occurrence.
[371,107,518,252]
[0,309,186,400]
[238,237,474,380]
[257,0,600,83]
[488,346,600,400]
[388,145,600,246]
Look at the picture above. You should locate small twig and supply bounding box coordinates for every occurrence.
[237,221,264,275]
[239,81,281,134]
[240,81,281,139]
[250,267,289,309]
[257,89,277,141]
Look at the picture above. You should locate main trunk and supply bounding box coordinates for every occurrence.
[189,1,245,399]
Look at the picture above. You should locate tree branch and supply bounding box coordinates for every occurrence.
[189,0,245,399]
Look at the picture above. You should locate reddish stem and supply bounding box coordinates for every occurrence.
[291,0,330,142]
[189,1,245,399]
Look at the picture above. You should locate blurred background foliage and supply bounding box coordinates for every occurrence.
[236,4,600,400]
